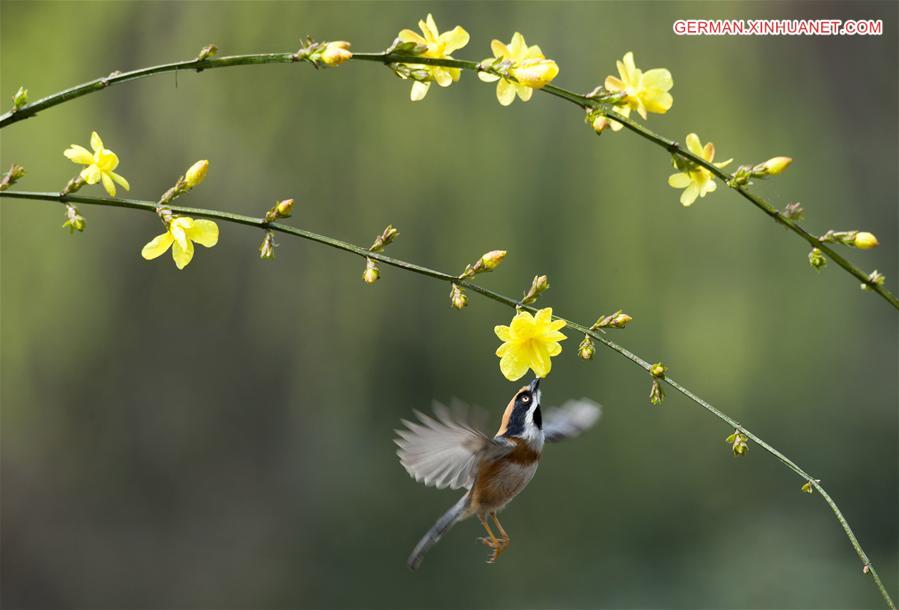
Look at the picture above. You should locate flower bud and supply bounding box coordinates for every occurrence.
[321,41,352,66]
[578,335,595,360]
[521,274,549,305]
[808,248,827,271]
[782,202,804,221]
[184,160,209,189]
[370,224,399,252]
[510,59,559,89]
[449,283,468,309]
[0,164,25,191]
[610,312,632,328]
[197,44,218,61]
[592,115,609,135]
[259,231,276,260]
[12,86,27,111]
[800,480,820,494]
[725,430,749,456]
[276,198,295,218]
[761,156,792,175]
[62,204,86,233]
[481,250,507,270]
[852,232,879,250]
[461,249,507,278]
[362,258,379,284]
[650,362,667,378]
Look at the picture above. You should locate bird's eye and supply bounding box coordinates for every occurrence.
[521,394,531,403]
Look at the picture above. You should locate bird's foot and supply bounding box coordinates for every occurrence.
[477,537,509,564]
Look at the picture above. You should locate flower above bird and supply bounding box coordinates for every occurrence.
[63,131,130,196]
[479,32,559,106]
[604,52,673,130]
[397,14,469,101]
[668,133,732,207]
[141,216,219,270]
[495,307,567,381]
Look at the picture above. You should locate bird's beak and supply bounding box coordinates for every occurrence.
[529,378,541,392]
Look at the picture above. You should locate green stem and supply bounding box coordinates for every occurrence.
[1,189,894,610]
[1,50,894,310]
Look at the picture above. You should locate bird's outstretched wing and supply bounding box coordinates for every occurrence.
[543,399,602,443]
[395,401,512,490]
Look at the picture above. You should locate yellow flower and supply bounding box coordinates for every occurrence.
[141,216,219,270]
[64,131,130,196]
[604,52,673,130]
[397,14,469,101]
[667,133,732,207]
[494,307,567,381]
[478,33,559,106]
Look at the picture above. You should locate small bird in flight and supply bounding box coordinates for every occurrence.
[395,378,600,569]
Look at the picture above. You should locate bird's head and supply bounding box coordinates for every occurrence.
[496,377,543,440]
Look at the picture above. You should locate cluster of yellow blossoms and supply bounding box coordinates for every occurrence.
[63,132,219,269]
[395,15,558,102]
[49,18,885,383]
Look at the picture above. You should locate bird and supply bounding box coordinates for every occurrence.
[395,378,601,569]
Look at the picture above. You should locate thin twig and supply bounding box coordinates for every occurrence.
[0,49,894,309]
[1,189,894,610]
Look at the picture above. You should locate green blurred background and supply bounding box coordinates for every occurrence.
[1,2,896,608]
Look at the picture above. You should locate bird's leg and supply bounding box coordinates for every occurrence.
[476,513,502,564]
[487,512,510,562]
[491,512,511,550]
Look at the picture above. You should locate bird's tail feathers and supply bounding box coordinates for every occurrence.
[407,495,468,570]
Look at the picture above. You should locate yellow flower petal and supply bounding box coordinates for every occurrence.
[479,70,500,83]
[398,29,425,45]
[529,342,552,377]
[410,80,430,101]
[186,219,219,247]
[605,75,626,92]
[500,351,529,381]
[141,232,174,260]
[441,26,469,53]
[90,131,104,152]
[681,183,700,206]
[95,149,119,172]
[491,39,509,59]
[642,68,673,92]
[433,68,453,87]
[643,91,673,114]
[64,144,93,165]
[172,237,195,270]
[495,324,513,342]
[547,341,563,357]
[685,133,703,156]
[516,83,533,102]
[510,312,534,335]
[534,307,553,324]
[80,165,101,184]
[100,172,116,196]
[496,79,516,106]
[110,172,130,191]
[668,173,691,188]
[170,220,191,252]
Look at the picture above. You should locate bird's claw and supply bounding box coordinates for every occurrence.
[476,537,509,563]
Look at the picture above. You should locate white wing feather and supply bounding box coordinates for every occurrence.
[395,402,495,490]
[543,399,602,443]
